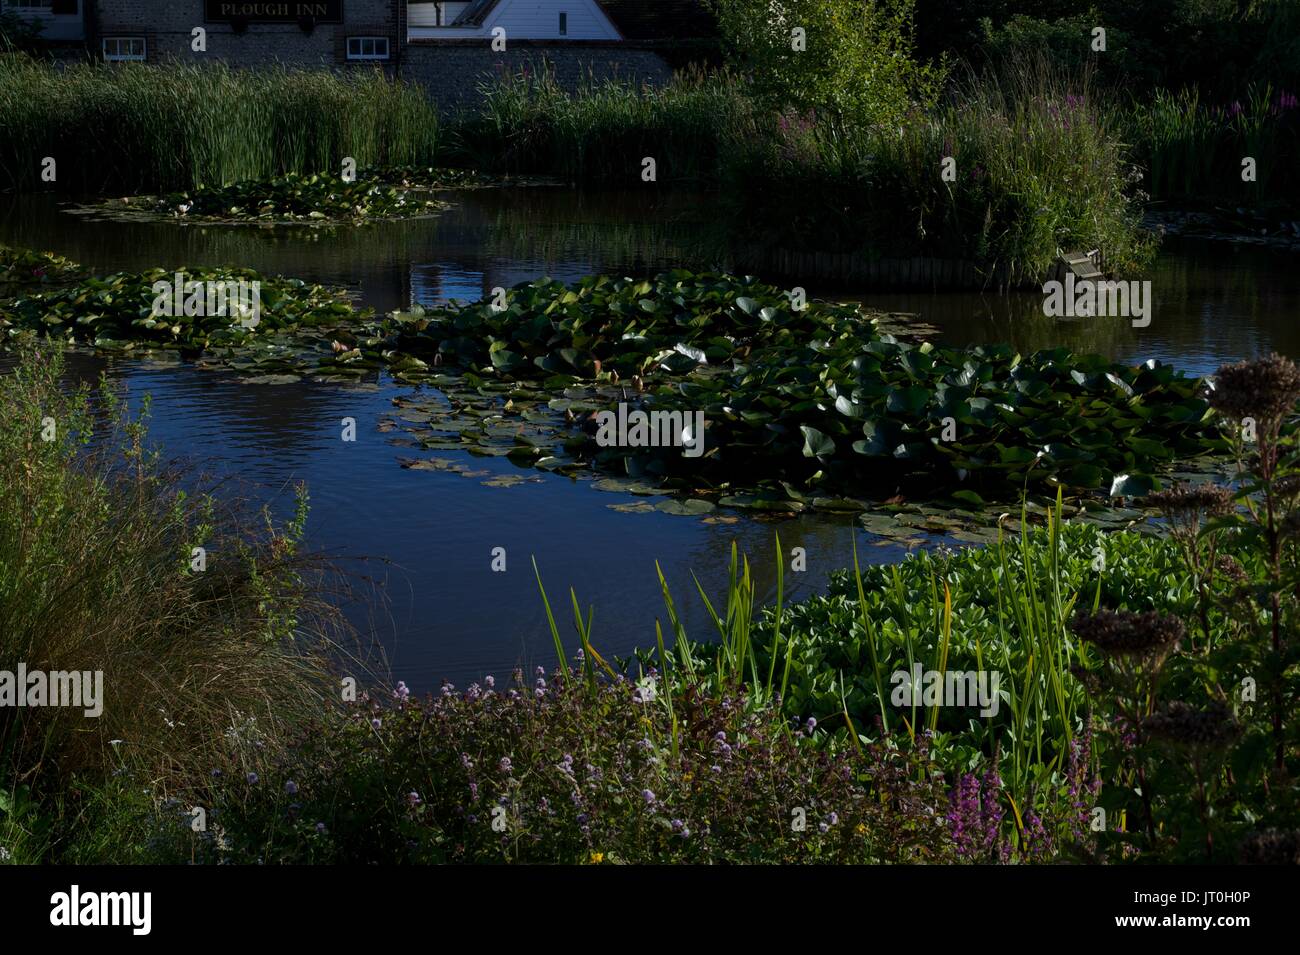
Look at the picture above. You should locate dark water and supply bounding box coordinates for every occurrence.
[2,189,1298,689]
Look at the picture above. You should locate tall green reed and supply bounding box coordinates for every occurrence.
[0,56,439,193]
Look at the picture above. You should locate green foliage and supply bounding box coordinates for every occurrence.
[929,0,1300,98]
[652,511,1193,794]
[709,0,946,129]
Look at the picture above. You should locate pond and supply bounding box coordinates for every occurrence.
[3,187,1298,690]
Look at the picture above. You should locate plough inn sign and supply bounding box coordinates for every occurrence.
[204,2,345,23]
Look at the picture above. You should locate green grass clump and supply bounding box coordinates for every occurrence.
[0,346,349,861]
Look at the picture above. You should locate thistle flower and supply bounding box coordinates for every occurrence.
[1069,609,1185,658]
[1147,483,1233,520]
[1213,554,1248,585]
[1142,701,1240,750]
[1207,354,1300,425]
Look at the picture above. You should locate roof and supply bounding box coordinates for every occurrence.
[449,1,716,39]
[597,1,715,41]
[452,0,502,26]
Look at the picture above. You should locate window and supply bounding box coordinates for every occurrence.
[346,36,390,60]
[558,11,567,35]
[5,0,77,11]
[102,37,146,61]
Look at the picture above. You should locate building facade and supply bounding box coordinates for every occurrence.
[3,1,713,105]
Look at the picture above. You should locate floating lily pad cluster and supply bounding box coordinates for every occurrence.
[359,165,490,189]
[376,271,1223,499]
[116,172,447,224]
[0,251,1231,521]
[0,245,82,295]
[1,264,365,351]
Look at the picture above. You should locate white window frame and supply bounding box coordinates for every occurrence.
[102,36,146,62]
[346,36,390,61]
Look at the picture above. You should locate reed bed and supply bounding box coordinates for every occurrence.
[450,67,759,182]
[0,55,439,193]
[1127,84,1300,206]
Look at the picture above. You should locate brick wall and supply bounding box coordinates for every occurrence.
[403,41,672,112]
[94,0,401,68]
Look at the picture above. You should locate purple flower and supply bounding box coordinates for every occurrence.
[499,756,513,774]
[284,780,298,796]
[246,772,259,785]
[407,791,422,808]
[485,674,495,689]
[394,681,410,702]
[371,718,382,730]
[641,789,656,805]
[315,822,327,834]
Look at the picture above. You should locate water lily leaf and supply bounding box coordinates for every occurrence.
[1109,473,1156,497]
[800,425,836,461]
